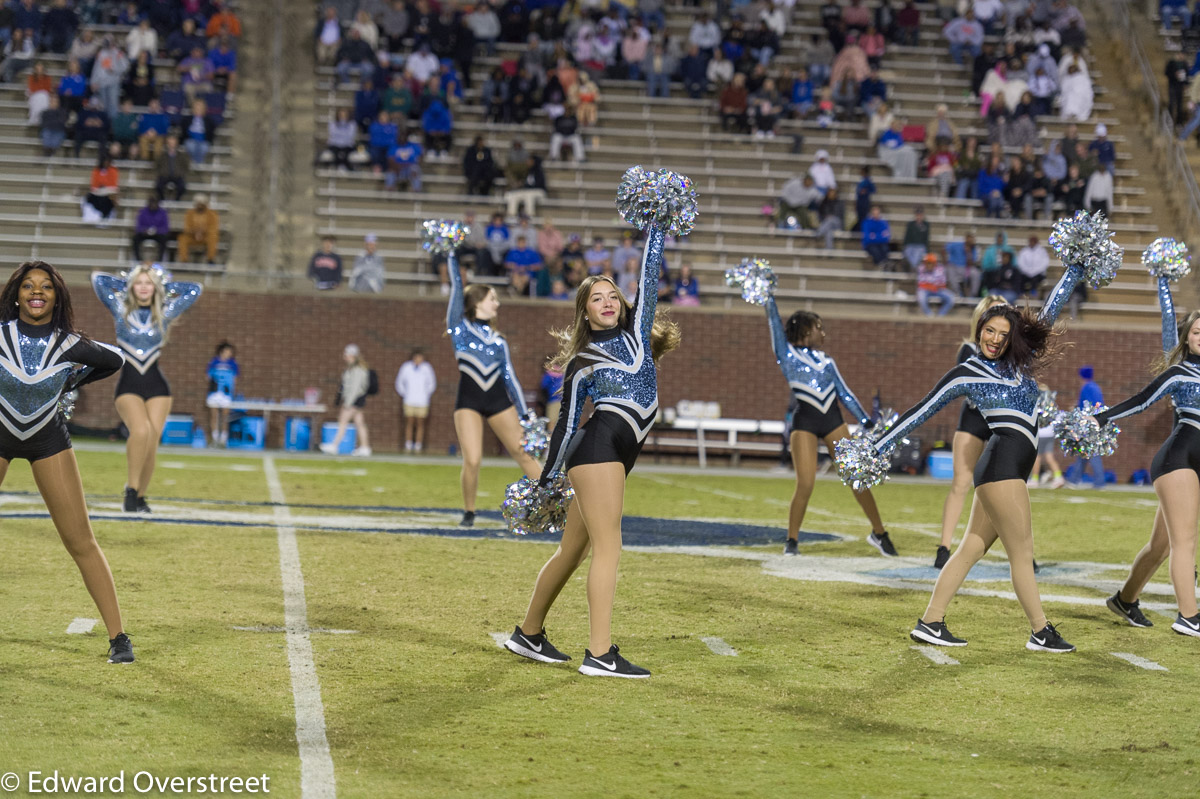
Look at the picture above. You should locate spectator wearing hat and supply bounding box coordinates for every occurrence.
[179,194,220,264]
[1075,366,1105,488]
[350,234,385,293]
[916,253,955,316]
[308,235,343,290]
[808,150,838,194]
[1088,124,1115,176]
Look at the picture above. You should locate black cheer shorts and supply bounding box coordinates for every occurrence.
[565,410,643,475]
[0,417,72,462]
[115,362,171,400]
[455,376,513,417]
[973,429,1037,487]
[957,402,993,441]
[790,400,846,440]
[1151,423,1200,482]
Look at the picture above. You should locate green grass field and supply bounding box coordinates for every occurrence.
[0,446,1193,798]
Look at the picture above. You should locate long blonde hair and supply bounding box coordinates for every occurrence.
[966,295,1008,345]
[1154,309,1200,375]
[549,275,681,369]
[123,264,167,338]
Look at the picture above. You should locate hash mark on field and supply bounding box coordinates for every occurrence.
[911,645,960,666]
[232,626,359,635]
[1110,652,1169,671]
[701,637,738,656]
[65,618,97,634]
[489,632,509,648]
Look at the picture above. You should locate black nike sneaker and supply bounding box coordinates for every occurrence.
[1171,612,1200,638]
[868,531,898,557]
[136,496,151,514]
[933,546,950,569]
[1027,622,1075,652]
[503,626,571,663]
[460,511,475,528]
[910,618,967,647]
[578,645,650,678]
[107,632,135,664]
[1107,592,1153,628]
[783,538,799,556]
[123,486,138,513]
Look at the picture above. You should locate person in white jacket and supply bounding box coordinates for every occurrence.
[125,19,158,60]
[1083,168,1113,217]
[396,350,437,452]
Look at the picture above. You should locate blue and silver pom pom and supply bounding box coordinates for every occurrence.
[867,408,900,445]
[1036,390,1058,421]
[421,219,469,253]
[1054,402,1120,459]
[1142,237,1191,282]
[57,390,78,421]
[519,412,550,459]
[724,258,776,306]
[834,436,891,491]
[1049,210,1122,288]
[615,166,699,237]
[502,474,574,536]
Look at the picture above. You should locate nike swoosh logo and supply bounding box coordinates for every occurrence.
[593,657,618,671]
[1032,636,1046,645]
[519,635,543,653]
[1182,618,1200,631]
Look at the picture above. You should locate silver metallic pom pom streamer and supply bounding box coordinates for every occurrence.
[724,258,776,306]
[1054,402,1120,459]
[1142,237,1191,282]
[614,166,699,237]
[834,436,891,491]
[1048,210,1122,288]
[502,474,574,536]
[867,408,901,446]
[421,219,469,253]
[1036,390,1058,421]
[519,412,550,459]
[57,390,78,421]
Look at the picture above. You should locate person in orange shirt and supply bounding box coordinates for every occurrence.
[178,194,220,263]
[86,154,120,219]
[206,1,243,38]
[25,61,53,124]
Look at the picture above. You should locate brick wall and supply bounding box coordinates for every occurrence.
[70,291,1174,479]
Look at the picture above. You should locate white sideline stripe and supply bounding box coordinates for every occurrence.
[489,632,509,648]
[1153,609,1177,621]
[700,636,738,656]
[911,645,960,666]
[1110,652,1169,671]
[264,456,337,799]
[231,626,359,635]
[65,617,97,634]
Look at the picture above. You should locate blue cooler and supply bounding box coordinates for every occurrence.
[161,414,194,445]
[320,422,356,454]
[227,416,265,450]
[285,417,312,451]
[927,451,953,479]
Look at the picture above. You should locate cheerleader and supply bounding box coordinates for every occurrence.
[92,265,202,513]
[1093,298,1200,636]
[934,295,1010,569]
[849,260,1091,652]
[762,299,895,557]
[503,174,684,678]
[445,253,540,528]
[2,261,132,663]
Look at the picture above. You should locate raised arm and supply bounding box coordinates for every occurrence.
[829,358,869,425]
[764,295,790,365]
[539,362,589,483]
[873,364,974,453]
[445,251,464,333]
[498,338,529,416]
[90,271,126,318]
[1095,367,1180,426]
[1159,276,1179,353]
[163,281,203,320]
[629,227,666,347]
[1038,263,1082,325]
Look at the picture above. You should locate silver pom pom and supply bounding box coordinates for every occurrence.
[1142,237,1191,282]
[57,390,78,421]
[519,412,549,458]
[1048,210,1122,288]
[867,408,900,445]
[614,166,699,237]
[724,258,776,305]
[1054,402,1120,459]
[501,474,574,536]
[833,436,891,491]
[1036,390,1058,421]
[421,219,469,253]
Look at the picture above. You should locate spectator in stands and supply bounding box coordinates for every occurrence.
[504,235,541,296]
[974,0,1007,33]
[406,42,439,84]
[350,8,378,50]
[84,153,119,222]
[367,110,398,170]
[549,106,585,162]
[981,230,1014,281]
[583,237,611,276]
[1016,235,1048,298]
[462,135,495,195]
[324,107,358,171]
[25,60,51,124]
[39,94,67,156]
[574,74,600,127]
[903,206,930,270]
[465,3,500,54]
[88,36,127,119]
[137,97,168,159]
[946,232,982,297]
[1084,164,1112,216]
[349,234,385,294]
[719,73,749,132]
[775,174,821,229]
[896,0,921,45]
[860,24,886,68]
[831,31,870,85]
[1004,155,1032,218]
[110,98,139,157]
[843,0,872,33]
[1042,137,1067,189]
[925,103,961,151]
[1073,140,1099,178]
[748,19,781,67]
[917,253,955,316]
[673,263,701,306]
[73,95,109,158]
[68,27,99,77]
[209,35,238,95]
[868,100,894,143]
[384,133,423,191]
[978,153,1008,217]
[12,0,41,46]
[678,44,707,99]
[1059,162,1086,214]
[788,67,815,118]
[927,141,958,197]
[0,28,33,83]
[178,45,214,102]
[943,9,984,65]
[125,18,156,60]
[153,134,189,200]
[132,196,169,262]
[379,0,409,52]
[206,0,242,39]
[1058,62,1092,121]
[180,98,218,165]
[315,6,341,65]
[308,235,342,289]
[750,77,784,137]
[42,0,77,54]
[562,235,586,286]
[643,41,676,98]
[953,136,982,198]
[336,28,376,86]
[505,153,547,216]
[1088,123,1115,175]
[816,187,846,249]
[123,49,156,106]
[858,67,888,113]
[877,120,919,178]
[808,149,838,194]
[987,250,1021,302]
[622,24,650,80]
[862,205,891,267]
[854,166,876,231]
[484,213,510,275]
[167,18,204,64]
[420,96,452,157]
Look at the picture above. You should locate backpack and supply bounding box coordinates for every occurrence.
[367,369,380,396]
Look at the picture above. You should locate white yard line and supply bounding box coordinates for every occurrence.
[1109,652,1169,672]
[65,618,97,634]
[911,645,961,666]
[700,636,738,656]
[489,632,509,648]
[264,455,337,799]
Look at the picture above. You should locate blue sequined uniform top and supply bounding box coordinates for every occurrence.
[92,272,202,374]
[1159,275,1179,353]
[445,255,528,415]
[874,264,1082,455]
[764,296,868,423]
[540,228,665,480]
[0,320,124,440]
